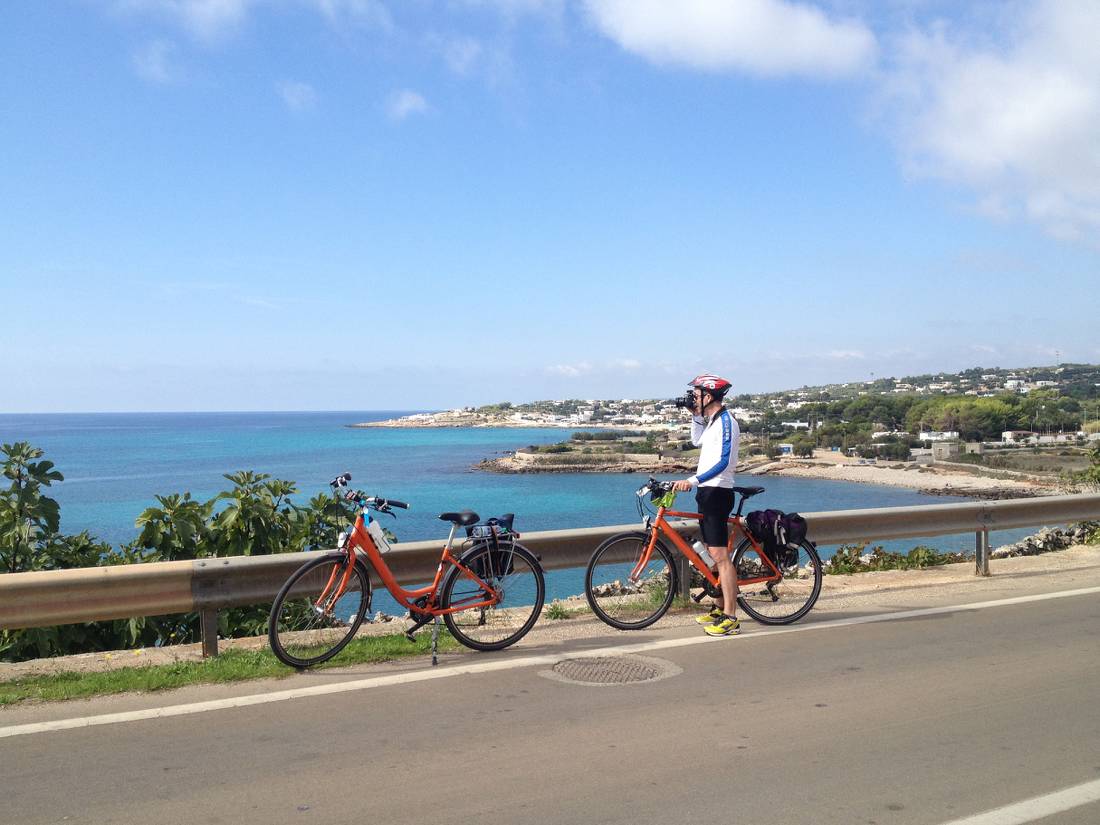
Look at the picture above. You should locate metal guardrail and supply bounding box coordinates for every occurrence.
[1,494,1098,656]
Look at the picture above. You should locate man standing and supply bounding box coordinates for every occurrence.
[672,373,741,636]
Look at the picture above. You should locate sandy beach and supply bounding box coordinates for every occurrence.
[747,450,1061,499]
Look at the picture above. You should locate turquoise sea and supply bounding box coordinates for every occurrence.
[0,411,1033,606]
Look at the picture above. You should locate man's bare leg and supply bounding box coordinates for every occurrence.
[711,545,738,617]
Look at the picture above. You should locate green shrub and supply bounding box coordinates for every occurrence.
[546,601,570,620]
[537,443,571,454]
[0,442,362,662]
[825,542,970,575]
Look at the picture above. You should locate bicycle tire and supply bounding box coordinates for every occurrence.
[584,532,677,630]
[733,538,821,625]
[268,553,372,669]
[441,541,545,651]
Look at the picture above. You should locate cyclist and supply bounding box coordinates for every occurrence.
[671,373,741,636]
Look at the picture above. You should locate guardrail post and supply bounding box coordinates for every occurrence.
[975,530,990,577]
[200,609,219,657]
[677,555,692,602]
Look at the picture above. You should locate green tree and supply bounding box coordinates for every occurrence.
[133,492,213,562]
[1,442,63,573]
[211,471,300,557]
[1073,443,1100,486]
[298,492,355,552]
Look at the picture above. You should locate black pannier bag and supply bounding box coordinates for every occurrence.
[746,509,807,569]
[467,514,518,579]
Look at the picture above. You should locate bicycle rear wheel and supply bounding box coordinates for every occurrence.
[584,532,676,630]
[268,553,372,668]
[442,542,545,651]
[733,539,821,625]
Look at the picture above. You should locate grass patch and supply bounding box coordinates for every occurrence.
[544,600,590,620]
[545,601,570,620]
[0,631,459,706]
[669,595,699,611]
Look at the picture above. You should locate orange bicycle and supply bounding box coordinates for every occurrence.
[268,472,545,669]
[584,478,822,629]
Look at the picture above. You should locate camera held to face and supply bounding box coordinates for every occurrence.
[673,392,696,410]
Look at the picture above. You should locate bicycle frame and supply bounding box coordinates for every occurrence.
[317,513,502,617]
[635,503,782,591]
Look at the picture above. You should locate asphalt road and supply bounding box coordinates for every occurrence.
[3,588,1100,825]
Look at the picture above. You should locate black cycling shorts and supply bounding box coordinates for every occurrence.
[696,486,735,548]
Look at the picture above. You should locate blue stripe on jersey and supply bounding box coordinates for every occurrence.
[696,410,732,483]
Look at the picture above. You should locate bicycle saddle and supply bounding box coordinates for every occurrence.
[439,511,480,526]
[732,486,766,498]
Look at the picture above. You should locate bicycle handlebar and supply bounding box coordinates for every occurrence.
[330,472,410,511]
[342,490,411,511]
[637,477,674,497]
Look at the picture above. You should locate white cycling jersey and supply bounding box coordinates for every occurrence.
[688,408,739,488]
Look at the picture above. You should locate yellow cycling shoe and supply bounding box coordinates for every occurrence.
[695,606,725,625]
[703,614,741,636]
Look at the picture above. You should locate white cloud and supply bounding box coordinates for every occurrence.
[455,0,564,18]
[310,0,393,31]
[546,362,593,377]
[582,0,877,78]
[442,36,483,75]
[133,39,180,83]
[883,0,1100,241]
[387,89,430,121]
[277,80,317,112]
[116,0,254,41]
[114,0,391,41]
[827,350,866,360]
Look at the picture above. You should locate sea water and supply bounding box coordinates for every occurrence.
[0,411,1035,608]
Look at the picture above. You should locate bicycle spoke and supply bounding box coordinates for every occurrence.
[734,540,821,625]
[443,543,544,650]
[585,533,675,630]
[269,555,371,668]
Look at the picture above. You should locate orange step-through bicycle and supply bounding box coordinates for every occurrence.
[268,472,545,669]
[584,478,822,629]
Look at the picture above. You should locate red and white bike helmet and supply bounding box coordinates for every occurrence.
[688,373,732,399]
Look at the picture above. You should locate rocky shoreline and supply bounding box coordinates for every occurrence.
[475,451,1060,500]
[991,523,1098,557]
[472,456,697,474]
[351,412,665,431]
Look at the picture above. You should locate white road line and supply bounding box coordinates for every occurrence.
[3,585,1099,740]
[936,777,1100,825]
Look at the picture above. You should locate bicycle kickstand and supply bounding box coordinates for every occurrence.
[430,617,441,667]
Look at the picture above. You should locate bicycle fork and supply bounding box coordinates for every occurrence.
[628,528,660,583]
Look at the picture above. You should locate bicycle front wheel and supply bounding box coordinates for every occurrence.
[442,542,545,651]
[584,532,676,630]
[733,539,822,625]
[268,554,372,668]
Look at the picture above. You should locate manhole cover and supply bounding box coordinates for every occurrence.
[540,654,681,686]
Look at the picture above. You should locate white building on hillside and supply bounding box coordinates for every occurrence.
[918,431,959,442]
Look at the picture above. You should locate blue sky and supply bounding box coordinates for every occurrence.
[2,0,1098,412]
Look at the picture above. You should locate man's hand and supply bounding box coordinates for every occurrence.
[671,479,694,492]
